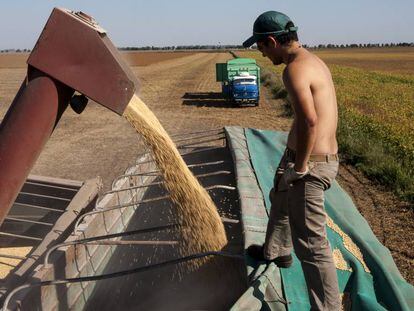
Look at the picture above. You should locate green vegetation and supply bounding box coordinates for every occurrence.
[238,50,414,203]
[260,69,292,116]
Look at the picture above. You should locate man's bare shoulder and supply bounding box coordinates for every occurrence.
[283,53,313,86]
[283,50,330,85]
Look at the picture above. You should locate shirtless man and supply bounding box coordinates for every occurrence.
[243,11,341,310]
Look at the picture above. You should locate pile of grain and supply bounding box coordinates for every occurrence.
[332,248,352,272]
[327,216,370,273]
[123,95,227,265]
[0,246,32,279]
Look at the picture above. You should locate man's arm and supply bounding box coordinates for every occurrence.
[283,65,317,172]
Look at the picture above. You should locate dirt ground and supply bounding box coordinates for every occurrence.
[0,51,412,283]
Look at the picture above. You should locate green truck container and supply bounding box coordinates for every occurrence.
[216,58,261,106]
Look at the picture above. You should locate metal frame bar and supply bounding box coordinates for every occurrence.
[170,128,224,140]
[176,136,226,148]
[129,131,225,168]
[111,160,227,187]
[98,170,231,209]
[0,232,42,242]
[76,240,177,246]
[177,146,225,157]
[76,185,235,228]
[3,251,243,311]
[23,181,79,193]
[4,217,54,227]
[107,170,231,196]
[133,146,224,167]
[129,129,225,168]
[173,132,224,144]
[11,202,65,213]
[17,191,71,203]
[44,224,178,265]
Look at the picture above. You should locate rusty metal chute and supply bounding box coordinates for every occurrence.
[0,8,140,226]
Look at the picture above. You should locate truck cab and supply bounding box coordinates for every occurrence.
[231,73,259,105]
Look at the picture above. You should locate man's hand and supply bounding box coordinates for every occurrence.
[283,166,309,185]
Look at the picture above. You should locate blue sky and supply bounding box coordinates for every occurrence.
[0,0,413,49]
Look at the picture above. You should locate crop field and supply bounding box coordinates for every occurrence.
[0,51,197,69]
[238,47,414,202]
[313,47,414,75]
[122,51,196,66]
[0,53,28,68]
[0,49,412,282]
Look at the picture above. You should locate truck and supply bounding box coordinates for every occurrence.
[216,58,261,106]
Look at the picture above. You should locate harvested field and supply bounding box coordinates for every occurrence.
[0,53,28,68]
[122,51,195,66]
[313,47,414,75]
[0,50,412,284]
[0,51,195,68]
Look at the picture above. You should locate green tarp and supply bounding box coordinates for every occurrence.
[243,128,414,310]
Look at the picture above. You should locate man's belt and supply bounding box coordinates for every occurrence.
[285,148,339,162]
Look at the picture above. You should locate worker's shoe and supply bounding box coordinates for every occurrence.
[273,254,293,268]
[247,244,267,261]
[247,244,293,268]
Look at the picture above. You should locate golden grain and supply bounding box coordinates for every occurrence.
[123,95,227,267]
[327,216,370,273]
[0,246,32,279]
[333,248,352,272]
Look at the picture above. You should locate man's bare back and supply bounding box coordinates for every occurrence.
[283,48,338,155]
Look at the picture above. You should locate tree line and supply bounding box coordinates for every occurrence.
[1,42,412,53]
[118,45,244,51]
[118,42,414,50]
[307,42,413,49]
[0,48,31,53]
[117,42,414,51]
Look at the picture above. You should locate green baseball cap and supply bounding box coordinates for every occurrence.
[243,11,298,48]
